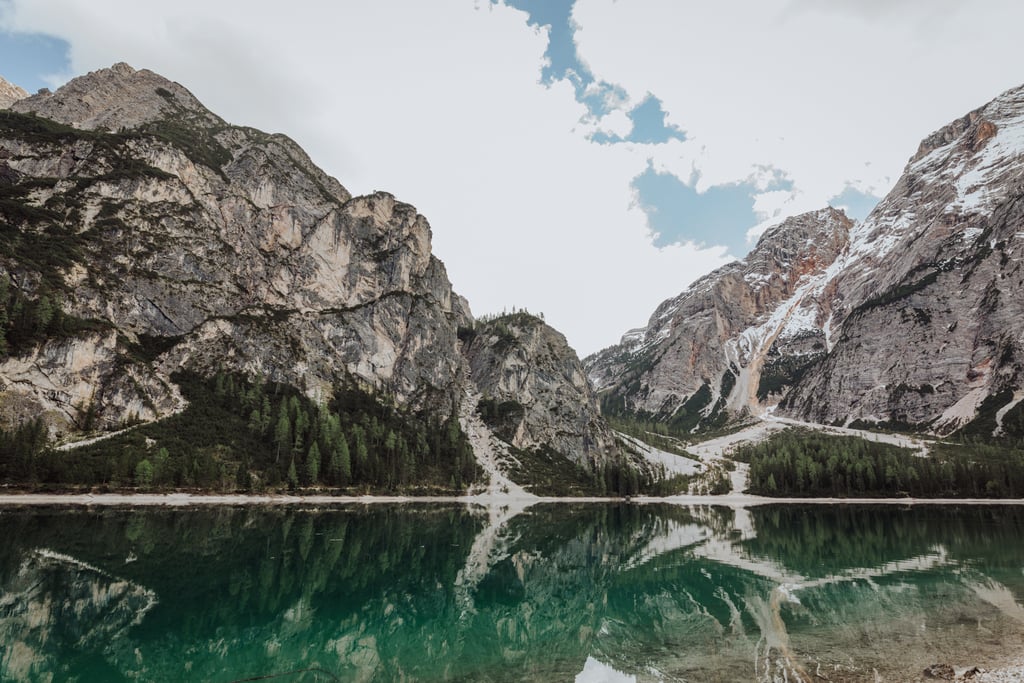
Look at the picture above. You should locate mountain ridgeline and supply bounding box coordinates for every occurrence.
[3,62,1024,496]
[0,64,632,494]
[587,84,1024,442]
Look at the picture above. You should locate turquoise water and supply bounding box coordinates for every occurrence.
[2,503,1023,682]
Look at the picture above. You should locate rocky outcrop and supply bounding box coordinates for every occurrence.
[0,76,27,109]
[0,63,467,434]
[0,62,636,490]
[781,84,1024,432]
[586,208,851,432]
[463,312,618,466]
[10,62,220,132]
[591,82,1024,437]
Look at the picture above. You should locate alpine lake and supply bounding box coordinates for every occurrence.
[2,502,1024,682]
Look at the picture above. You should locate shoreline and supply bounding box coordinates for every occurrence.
[1,491,1023,507]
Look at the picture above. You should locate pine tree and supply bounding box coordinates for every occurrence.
[34,294,54,335]
[134,459,154,487]
[329,437,351,486]
[274,408,291,462]
[293,408,309,454]
[287,458,299,490]
[306,442,320,485]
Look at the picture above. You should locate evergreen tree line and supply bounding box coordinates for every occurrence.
[0,417,49,482]
[501,440,689,497]
[737,429,1024,498]
[3,372,480,493]
[0,273,106,359]
[606,415,697,459]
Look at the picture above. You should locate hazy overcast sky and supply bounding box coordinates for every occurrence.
[2,0,1024,355]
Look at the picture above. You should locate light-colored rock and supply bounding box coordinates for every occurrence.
[464,313,618,466]
[590,81,1024,437]
[0,62,460,431]
[782,83,1024,431]
[0,75,28,109]
[586,208,851,431]
[0,331,184,435]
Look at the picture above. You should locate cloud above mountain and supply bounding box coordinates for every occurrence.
[1,0,1023,355]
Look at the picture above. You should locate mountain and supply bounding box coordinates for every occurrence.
[462,311,618,466]
[781,85,1024,434]
[2,63,463,427]
[587,207,851,433]
[0,63,631,492]
[587,83,1024,438]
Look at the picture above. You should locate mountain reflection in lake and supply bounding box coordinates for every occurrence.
[1,503,1023,682]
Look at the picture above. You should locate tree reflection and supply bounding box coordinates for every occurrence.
[2,503,1024,681]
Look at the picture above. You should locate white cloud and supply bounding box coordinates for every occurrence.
[572,0,1024,226]
[0,0,731,356]
[580,107,633,140]
[7,0,1021,356]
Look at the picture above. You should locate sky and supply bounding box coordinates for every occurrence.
[2,1,1024,356]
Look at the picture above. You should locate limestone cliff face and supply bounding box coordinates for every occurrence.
[0,63,464,433]
[463,313,618,465]
[0,63,626,479]
[0,76,27,109]
[590,82,1024,436]
[781,84,1024,432]
[586,208,851,432]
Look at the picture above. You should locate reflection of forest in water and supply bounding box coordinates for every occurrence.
[1,503,1023,682]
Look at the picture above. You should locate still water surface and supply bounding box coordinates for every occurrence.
[1,503,1023,682]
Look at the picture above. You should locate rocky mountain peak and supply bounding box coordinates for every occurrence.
[586,207,851,431]
[0,75,28,109]
[464,312,618,466]
[745,207,852,287]
[777,82,1024,432]
[11,62,220,131]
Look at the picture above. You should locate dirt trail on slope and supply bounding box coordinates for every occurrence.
[459,389,534,499]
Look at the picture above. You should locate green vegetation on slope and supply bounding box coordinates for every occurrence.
[736,428,1024,498]
[499,441,690,497]
[0,274,109,359]
[1,372,480,494]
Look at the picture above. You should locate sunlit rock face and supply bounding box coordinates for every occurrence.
[0,76,27,109]
[586,208,851,431]
[590,82,1024,435]
[463,313,619,465]
[0,62,467,432]
[782,86,1024,432]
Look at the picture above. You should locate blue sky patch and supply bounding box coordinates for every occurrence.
[828,185,880,221]
[499,0,618,115]
[591,93,686,144]
[498,0,685,147]
[632,163,762,256]
[0,31,71,92]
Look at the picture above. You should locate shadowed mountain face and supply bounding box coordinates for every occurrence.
[462,312,619,466]
[588,82,1024,436]
[2,504,1024,682]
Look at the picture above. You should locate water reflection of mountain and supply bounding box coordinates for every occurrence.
[1,504,1023,681]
